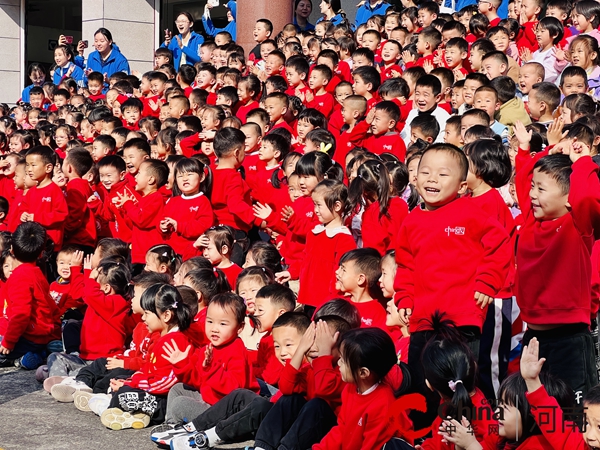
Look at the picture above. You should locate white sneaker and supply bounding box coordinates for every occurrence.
[88,394,111,416]
[50,379,92,402]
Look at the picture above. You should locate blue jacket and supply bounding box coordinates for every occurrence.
[316,13,345,26]
[21,84,39,103]
[161,31,204,70]
[74,44,130,77]
[53,62,85,87]
[202,1,237,41]
[354,1,391,28]
[294,17,315,32]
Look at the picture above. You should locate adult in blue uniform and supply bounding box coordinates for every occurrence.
[354,0,391,28]
[161,12,204,70]
[316,0,348,26]
[294,0,315,32]
[202,1,237,42]
[74,28,130,80]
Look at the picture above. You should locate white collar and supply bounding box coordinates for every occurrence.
[360,382,380,395]
[312,224,352,237]
[181,192,204,200]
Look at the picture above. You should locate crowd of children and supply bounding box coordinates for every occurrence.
[3,0,600,448]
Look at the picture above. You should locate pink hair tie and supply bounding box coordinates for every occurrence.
[448,380,463,392]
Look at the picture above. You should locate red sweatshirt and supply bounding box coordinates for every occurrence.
[253,332,284,386]
[211,168,257,233]
[468,189,516,299]
[161,193,214,261]
[184,308,208,349]
[517,21,539,52]
[122,190,165,264]
[380,64,403,82]
[349,120,407,161]
[220,263,242,289]
[0,175,16,204]
[174,337,259,405]
[119,321,159,371]
[93,180,139,243]
[328,107,345,137]
[353,299,388,331]
[313,382,396,450]
[515,151,600,326]
[49,264,85,317]
[7,188,25,232]
[1,262,61,350]
[307,92,335,118]
[78,275,130,360]
[361,198,409,256]
[236,100,259,124]
[126,329,190,395]
[291,225,357,308]
[394,199,511,332]
[64,178,97,248]
[312,355,345,414]
[421,388,496,450]
[21,181,68,250]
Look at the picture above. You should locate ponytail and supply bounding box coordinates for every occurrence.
[140,283,192,331]
[348,159,391,218]
[421,312,477,420]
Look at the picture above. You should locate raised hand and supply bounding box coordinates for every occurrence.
[438,417,481,450]
[162,339,192,365]
[314,320,339,357]
[202,344,213,368]
[83,254,93,271]
[275,270,291,284]
[520,337,545,392]
[71,250,84,268]
[546,117,566,146]
[513,120,532,149]
[402,50,416,64]
[253,202,273,220]
[193,234,210,249]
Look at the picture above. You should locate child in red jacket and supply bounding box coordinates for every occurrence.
[160,158,215,261]
[115,159,169,266]
[349,101,407,161]
[47,257,132,401]
[393,144,511,426]
[513,122,600,403]
[20,146,68,251]
[0,222,61,369]
[151,311,310,448]
[211,128,261,264]
[197,225,243,289]
[91,155,138,243]
[335,248,388,332]
[279,179,356,311]
[61,149,97,250]
[70,271,173,411]
[49,247,85,321]
[349,160,408,255]
[98,284,193,430]
[163,293,259,424]
[313,328,398,450]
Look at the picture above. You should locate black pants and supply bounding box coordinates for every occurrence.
[191,388,272,442]
[76,357,135,393]
[109,385,167,425]
[384,438,416,450]
[62,319,83,354]
[254,395,337,450]
[478,298,513,399]
[0,337,46,366]
[523,324,598,405]
[407,327,481,431]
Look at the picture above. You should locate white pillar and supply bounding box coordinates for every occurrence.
[81,0,159,75]
[0,0,24,103]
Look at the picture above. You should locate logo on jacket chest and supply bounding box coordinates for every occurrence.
[445,226,465,236]
[190,206,199,212]
[382,144,392,151]
[42,197,52,202]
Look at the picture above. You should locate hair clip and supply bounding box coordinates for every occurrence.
[162,252,168,257]
[172,301,178,308]
[448,380,463,392]
[319,142,333,154]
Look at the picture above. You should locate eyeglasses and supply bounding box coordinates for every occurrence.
[175,20,190,25]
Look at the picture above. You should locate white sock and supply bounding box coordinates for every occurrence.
[204,427,223,446]
[255,447,266,450]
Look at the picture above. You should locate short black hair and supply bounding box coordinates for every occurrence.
[214,127,245,158]
[94,134,116,152]
[533,154,572,195]
[262,133,290,160]
[421,143,469,181]
[489,76,516,104]
[379,78,410,99]
[463,138,511,188]
[272,311,310,334]
[122,137,151,156]
[339,248,383,298]
[470,38,496,55]
[411,114,440,140]
[178,115,202,133]
[537,17,564,44]
[140,159,169,188]
[446,37,468,53]
[374,100,400,123]
[314,298,361,329]
[66,148,94,177]
[285,55,310,76]
[26,145,55,167]
[297,108,327,129]
[97,154,126,173]
[419,1,440,15]
[351,47,375,64]
[12,222,47,262]
[256,284,296,312]
[353,65,381,92]
[120,97,143,113]
[217,86,239,105]
[178,64,197,85]
[54,88,70,100]
[560,66,588,86]
[416,74,442,97]
[420,26,442,50]
[441,20,467,36]
[531,82,562,112]
[208,292,247,326]
[311,64,333,82]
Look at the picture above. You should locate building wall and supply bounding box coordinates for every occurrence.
[0,0,23,103]
[81,0,159,75]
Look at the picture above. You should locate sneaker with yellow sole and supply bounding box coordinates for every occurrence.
[101,407,150,430]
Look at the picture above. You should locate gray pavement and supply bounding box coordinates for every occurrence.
[0,367,252,450]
